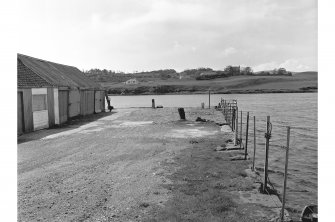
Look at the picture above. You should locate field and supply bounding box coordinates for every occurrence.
[101,72,317,95]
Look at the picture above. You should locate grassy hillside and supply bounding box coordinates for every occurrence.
[100,72,317,95]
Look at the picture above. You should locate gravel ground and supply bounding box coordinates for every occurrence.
[18,108,286,222]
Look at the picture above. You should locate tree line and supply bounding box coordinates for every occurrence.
[83,66,292,82]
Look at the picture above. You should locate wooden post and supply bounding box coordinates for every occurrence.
[234,107,238,146]
[152,99,155,108]
[178,108,186,120]
[231,105,234,129]
[281,126,291,222]
[263,116,271,193]
[245,112,249,160]
[223,103,226,120]
[240,111,243,148]
[231,107,236,132]
[208,90,211,109]
[252,116,256,171]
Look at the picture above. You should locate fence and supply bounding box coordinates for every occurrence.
[217,98,307,222]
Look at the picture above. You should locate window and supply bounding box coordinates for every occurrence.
[32,94,47,111]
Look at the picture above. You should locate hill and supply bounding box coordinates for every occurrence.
[84,68,317,95]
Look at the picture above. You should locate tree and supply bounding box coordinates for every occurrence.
[277,68,287,75]
[224,66,234,75]
[242,67,253,75]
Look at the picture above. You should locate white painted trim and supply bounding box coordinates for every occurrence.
[32,88,47,95]
[54,88,60,125]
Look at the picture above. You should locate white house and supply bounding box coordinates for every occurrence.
[124,78,139,85]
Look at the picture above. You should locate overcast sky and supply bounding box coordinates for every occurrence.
[18,0,317,72]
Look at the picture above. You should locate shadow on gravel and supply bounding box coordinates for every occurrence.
[17,111,117,144]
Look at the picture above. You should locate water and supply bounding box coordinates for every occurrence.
[109,93,317,217]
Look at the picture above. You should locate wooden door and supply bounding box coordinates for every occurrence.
[69,90,80,118]
[95,91,101,113]
[17,92,24,135]
[100,91,105,111]
[58,90,69,124]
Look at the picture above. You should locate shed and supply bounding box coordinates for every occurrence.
[18,54,105,134]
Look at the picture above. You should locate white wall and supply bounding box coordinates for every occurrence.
[32,88,49,130]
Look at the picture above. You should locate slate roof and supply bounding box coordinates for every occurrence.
[17,58,53,88]
[17,54,103,90]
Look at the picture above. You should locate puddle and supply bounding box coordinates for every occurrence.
[168,128,218,138]
[120,121,153,127]
[79,127,105,134]
[42,122,103,139]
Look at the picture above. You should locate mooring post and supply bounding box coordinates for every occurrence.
[245,112,249,160]
[229,104,231,128]
[231,107,234,131]
[178,108,186,120]
[232,106,235,130]
[240,111,243,148]
[252,116,256,171]
[152,99,155,108]
[263,116,271,193]
[281,126,291,222]
[234,107,239,146]
[224,103,226,118]
[208,90,211,109]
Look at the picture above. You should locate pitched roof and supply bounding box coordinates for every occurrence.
[17,58,53,88]
[17,54,103,90]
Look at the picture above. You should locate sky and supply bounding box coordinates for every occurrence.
[18,0,317,72]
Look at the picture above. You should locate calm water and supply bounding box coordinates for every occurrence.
[109,93,317,217]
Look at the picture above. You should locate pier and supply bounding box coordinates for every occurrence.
[18,100,307,221]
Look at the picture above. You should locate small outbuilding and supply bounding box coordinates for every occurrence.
[17,54,106,134]
[124,78,139,85]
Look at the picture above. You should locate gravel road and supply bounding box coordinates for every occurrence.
[18,108,284,222]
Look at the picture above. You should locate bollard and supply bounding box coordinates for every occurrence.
[245,112,249,160]
[178,108,186,120]
[281,126,291,222]
[152,99,155,108]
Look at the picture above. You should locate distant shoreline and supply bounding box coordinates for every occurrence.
[107,89,317,96]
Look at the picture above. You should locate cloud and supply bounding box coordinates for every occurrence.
[220,47,238,57]
[18,0,317,72]
[253,59,312,72]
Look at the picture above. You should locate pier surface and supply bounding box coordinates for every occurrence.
[18,108,286,222]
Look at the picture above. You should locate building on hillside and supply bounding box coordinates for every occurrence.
[231,66,241,74]
[17,53,106,135]
[124,78,139,85]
